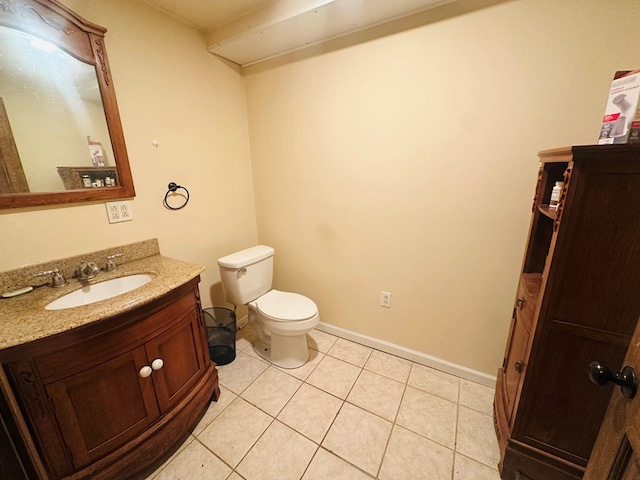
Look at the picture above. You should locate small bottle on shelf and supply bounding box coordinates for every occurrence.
[550,181,563,209]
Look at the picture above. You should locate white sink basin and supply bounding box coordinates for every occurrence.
[45,274,156,310]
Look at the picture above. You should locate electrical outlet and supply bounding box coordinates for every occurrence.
[109,204,120,220]
[380,291,391,308]
[120,202,131,219]
[105,201,133,223]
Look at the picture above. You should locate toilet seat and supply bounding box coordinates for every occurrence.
[255,290,318,322]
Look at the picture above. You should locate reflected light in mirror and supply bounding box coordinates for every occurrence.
[0,25,115,193]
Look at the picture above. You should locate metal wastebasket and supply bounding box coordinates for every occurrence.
[203,307,236,365]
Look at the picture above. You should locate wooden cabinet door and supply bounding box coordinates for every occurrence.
[502,310,529,423]
[145,308,207,413]
[584,319,640,480]
[45,346,160,469]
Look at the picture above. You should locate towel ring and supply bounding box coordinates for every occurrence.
[163,182,189,210]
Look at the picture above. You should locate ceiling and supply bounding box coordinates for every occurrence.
[141,0,457,66]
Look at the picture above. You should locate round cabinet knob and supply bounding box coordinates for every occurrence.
[139,365,152,378]
[588,361,638,399]
[514,361,524,373]
[151,358,164,371]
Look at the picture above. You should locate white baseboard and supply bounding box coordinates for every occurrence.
[316,321,497,388]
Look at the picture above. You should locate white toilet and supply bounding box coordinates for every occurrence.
[217,245,319,368]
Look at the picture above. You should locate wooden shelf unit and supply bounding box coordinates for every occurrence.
[494,144,640,480]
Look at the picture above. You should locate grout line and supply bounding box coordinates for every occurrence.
[451,384,461,480]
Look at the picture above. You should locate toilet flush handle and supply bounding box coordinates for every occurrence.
[237,268,247,278]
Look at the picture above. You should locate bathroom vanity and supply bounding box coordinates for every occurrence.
[494,145,640,479]
[0,240,219,479]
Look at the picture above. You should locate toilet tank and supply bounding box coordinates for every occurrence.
[217,245,274,305]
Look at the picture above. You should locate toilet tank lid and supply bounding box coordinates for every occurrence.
[217,245,275,269]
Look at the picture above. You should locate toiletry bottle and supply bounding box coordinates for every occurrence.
[550,181,563,209]
[87,136,105,166]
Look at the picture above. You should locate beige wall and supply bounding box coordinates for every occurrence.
[2,0,639,377]
[243,0,640,375]
[0,0,258,308]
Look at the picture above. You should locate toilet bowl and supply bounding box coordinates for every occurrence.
[217,245,320,368]
[249,290,319,368]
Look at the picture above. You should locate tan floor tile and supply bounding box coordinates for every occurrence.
[327,338,373,366]
[322,403,392,476]
[459,379,495,416]
[241,366,302,416]
[379,425,454,480]
[408,363,460,403]
[347,369,405,421]
[396,386,457,448]
[236,421,317,480]
[152,439,231,480]
[277,383,343,443]
[198,398,272,468]
[145,435,194,479]
[302,448,374,480]
[307,329,338,353]
[456,406,500,469]
[217,350,269,394]
[307,355,362,399]
[454,453,502,480]
[364,350,412,383]
[144,330,504,480]
[192,386,236,436]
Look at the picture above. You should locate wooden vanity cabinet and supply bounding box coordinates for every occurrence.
[0,276,219,480]
[494,145,640,480]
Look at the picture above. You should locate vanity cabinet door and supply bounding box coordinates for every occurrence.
[45,346,160,469]
[145,307,207,413]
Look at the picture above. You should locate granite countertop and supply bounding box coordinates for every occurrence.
[0,252,205,351]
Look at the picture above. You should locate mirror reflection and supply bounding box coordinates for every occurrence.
[0,25,116,194]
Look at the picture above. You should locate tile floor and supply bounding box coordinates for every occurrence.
[145,326,501,480]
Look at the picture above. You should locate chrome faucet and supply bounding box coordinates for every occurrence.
[75,261,101,280]
[34,269,67,287]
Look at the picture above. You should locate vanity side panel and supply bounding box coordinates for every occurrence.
[4,360,74,478]
[0,365,44,480]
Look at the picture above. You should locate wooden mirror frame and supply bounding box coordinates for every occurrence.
[0,0,135,209]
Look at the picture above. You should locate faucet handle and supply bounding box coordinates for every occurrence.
[34,269,67,287]
[106,253,124,271]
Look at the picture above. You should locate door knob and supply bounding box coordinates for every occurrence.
[588,361,637,399]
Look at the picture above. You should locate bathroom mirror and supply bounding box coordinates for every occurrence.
[0,0,135,209]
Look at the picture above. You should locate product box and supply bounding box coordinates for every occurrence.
[598,70,640,144]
